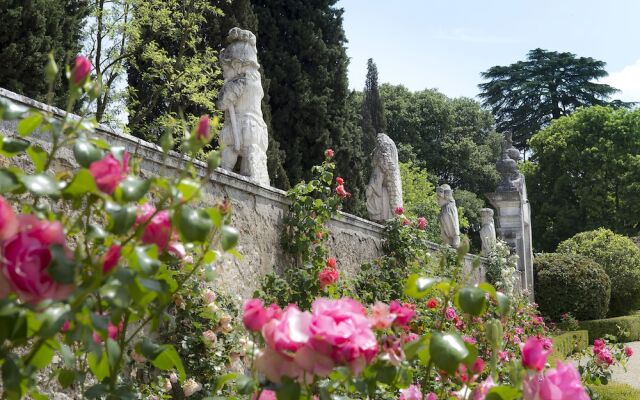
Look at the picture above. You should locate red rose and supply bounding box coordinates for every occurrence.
[0,195,18,240]
[319,266,339,288]
[336,184,350,199]
[196,115,211,141]
[416,217,427,230]
[326,257,337,269]
[394,207,405,215]
[89,152,129,195]
[72,55,92,85]
[324,149,334,158]
[0,215,73,303]
[336,177,344,185]
[401,218,411,226]
[102,245,121,273]
[426,298,438,309]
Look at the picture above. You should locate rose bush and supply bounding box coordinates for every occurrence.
[0,57,239,399]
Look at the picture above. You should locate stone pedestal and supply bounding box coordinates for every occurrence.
[486,190,534,299]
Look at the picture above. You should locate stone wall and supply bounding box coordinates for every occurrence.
[0,88,485,300]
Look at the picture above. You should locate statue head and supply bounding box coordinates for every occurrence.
[480,208,494,225]
[436,184,454,206]
[373,133,398,168]
[220,28,259,77]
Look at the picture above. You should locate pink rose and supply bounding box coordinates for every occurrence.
[136,203,156,225]
[324,149,334,158]
[399,384,422,400]
[381,335,405,366]
[336,177,344,185]
[262,304,312,354]
[371,301,395,330]
[167,241,186,259]
[196,115,211,141]
[89,152,129,195]
[243,298,269,332]
[141,210,174,250]
[472,377,494,400]
[255,346,303,383]
[515,327,524,335]
[521,336,552,371]
[93,320,123,344]
[389,300,415,328]
[498,350,509,362]
[445,307,457,320]
[426,393,437,400]
[72,55,92,84]
[252,390,277,400]
[308,298,378,374]
[0,196,18,240]
[625,346,633,357]
[596,347,613,366]
[336,184,350,199]
[319,266,339,288]
[416,217,427,230]
[471,357,485,374]
[593,338,605,354]
[394,207,405,216]
[102,245,121,273]
[523,362,589,400]
[325,257,337,269]
[401,218,411,226]
[0,216,73,303]
[463,336,477,345]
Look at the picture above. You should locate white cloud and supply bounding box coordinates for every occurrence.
[601,59,640,103]
[435,28,518,44]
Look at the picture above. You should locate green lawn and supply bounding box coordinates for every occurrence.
[589,382,640,400]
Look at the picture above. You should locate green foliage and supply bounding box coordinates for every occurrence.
[126,0,222,143]
[557,228,640,317]
[380,84,501,196]
[398,162,441,242]
[579,314,640,344]
[526,107,640,251]
[0,0,89,106]
[548,330,588,364]
[534,253,611,321]
[361,58,386,156]
[589,382,640,400]
[252,0,367,214]
[479,48,620,150]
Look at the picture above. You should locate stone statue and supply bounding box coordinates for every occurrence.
[480,208,496,255]
[437,184,460,248]
[217,28,269,186]
[366,133,403,222]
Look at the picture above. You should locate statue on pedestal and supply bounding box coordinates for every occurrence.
[366,133,403,222]
[437,184,460,248]
[480,208,497,255]
[217,28,270,186]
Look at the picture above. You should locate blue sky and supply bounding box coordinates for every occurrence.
[339,0,640,102]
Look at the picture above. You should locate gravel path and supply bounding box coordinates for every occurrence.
[572,341,640,388]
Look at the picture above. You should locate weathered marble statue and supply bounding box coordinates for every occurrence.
[437,184,460,248]
[480,208,497,255]
[366,133,403,222]
[217,28,269,186]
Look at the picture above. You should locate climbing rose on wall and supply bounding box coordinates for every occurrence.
[89,152,129,194]
[318,266,339,288]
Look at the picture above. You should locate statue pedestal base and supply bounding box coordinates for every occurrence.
[486,190,534,300]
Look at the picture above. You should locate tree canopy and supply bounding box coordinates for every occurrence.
[361,58,386,156]
[479,48,619,150]
[525,106,640,251]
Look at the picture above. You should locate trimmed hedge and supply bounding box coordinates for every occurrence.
[589,382,640,400]
[558,228,640,317]
[579,314,640,344]
[534,253,611,321]
[548,330,589,364]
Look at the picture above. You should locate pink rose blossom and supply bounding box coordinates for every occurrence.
[89,152,129,195]
[0,216,73,303]
[252,390,277,400]
[371,301,395,330]
[416,217,427,230]
[625,346,634,357]
[381,335,405,366]
[515,327,524,335]
[102,245,121,273]
[399,384,422,400]
[472,377,495,400]
[471,357,485,374]
[445,307,457,321]
[167,241,186,259]
[324,149,334,158]
[593,338,605,354]
[336,177,344,185]
[255,346,303,383]
[0,196,18,240]
[336,184,350,199]
[426,393,437,400]
[72,55,92,84]
[262,305,312,354]
[141,210,174,250]
[243,298,270,332]
[523,362,589,400]
[596,347,613,366]
[521,337,552,371]
[61,320,71,332]
[498,350,510,362]
[136,203,156,225]
[319,266,339,288]
[196,115,211,140]
[325,257,337,269]
[390,301,415,328]
[394,207,405,215]
[401,218,411,226]
[463,336,477,345]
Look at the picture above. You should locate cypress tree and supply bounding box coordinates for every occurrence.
[361,58,386,156]
[0,0,89,105]
[251,0,366,213]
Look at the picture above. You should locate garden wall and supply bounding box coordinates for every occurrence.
[0,88,486,300]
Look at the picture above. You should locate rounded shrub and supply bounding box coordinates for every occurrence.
[557,228,640,317]
[534,253,611,321]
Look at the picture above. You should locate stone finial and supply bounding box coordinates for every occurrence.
[437,184,460,248]
[366,133,403,222]
[480,208,497,256]
[217,28,270,186]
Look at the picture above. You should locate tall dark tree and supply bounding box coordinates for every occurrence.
[361,58,386,156]
[0,0,89,105]
[479,48,620,150]
[251,0,366,213]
